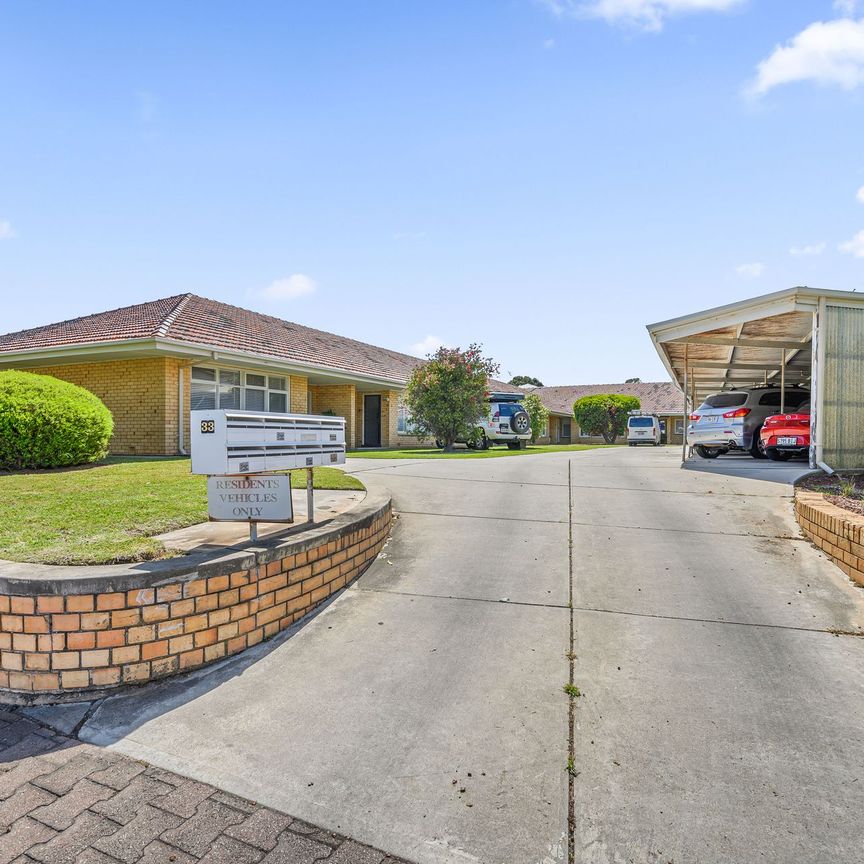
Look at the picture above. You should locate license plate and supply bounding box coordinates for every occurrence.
[702,416,720,424]
[777,437,798,446]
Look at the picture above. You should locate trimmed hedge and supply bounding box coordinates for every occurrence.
[0,371,113,470]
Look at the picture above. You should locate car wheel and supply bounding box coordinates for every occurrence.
[750,426,767,459]
[766,448,789,461]
[507,441,521,450]
[435,439,443,449]
[475,431,488,450]
[695,445,721,459]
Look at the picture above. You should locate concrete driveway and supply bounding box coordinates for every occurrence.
[78,447,864,864]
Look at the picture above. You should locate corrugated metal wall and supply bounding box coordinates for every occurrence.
[823,305,864,468]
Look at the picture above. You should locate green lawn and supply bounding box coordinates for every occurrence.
[0,458,363,566]
[347,443,613,459]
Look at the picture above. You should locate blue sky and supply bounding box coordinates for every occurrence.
[2,0,864,385]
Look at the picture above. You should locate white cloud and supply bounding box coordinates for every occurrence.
[840,229,864,257]
[0,221,17,240]
[735,262,765,278]
[749,18,864,96]
[857,185,864,203]
[543,37,556,49]
[258,274,317,301]
[538,0,744,32]
[408,335,448,357]
[834,0,860,16]
[790,242,826,257]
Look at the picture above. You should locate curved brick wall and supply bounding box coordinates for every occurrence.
[795,489,864,587]
[0,494,391,700]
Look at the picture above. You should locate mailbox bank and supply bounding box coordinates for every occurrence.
[191,410,346,475]
[191,410,348,532]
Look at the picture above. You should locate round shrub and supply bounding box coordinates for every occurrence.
[0,371,113,470]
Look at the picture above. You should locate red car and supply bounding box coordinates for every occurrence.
[759,401,810,461]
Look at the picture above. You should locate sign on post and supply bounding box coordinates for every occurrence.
[206,475,294,523]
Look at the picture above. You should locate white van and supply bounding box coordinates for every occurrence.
[627,413,661,446]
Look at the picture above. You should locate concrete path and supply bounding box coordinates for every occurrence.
[72,447,864,863]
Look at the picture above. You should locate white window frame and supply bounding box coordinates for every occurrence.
[190,364,291,413]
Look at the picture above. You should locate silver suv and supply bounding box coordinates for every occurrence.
[688,386,810,459]
[441,394,532,451]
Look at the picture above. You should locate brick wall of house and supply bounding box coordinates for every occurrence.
[32,359,180,456]
[0,499,392,696]
[290,375,308,414]
[309,385,357,448]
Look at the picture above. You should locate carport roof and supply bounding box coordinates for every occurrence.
[647,286,864,402]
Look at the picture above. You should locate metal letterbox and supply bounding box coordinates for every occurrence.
[191,410,347,475]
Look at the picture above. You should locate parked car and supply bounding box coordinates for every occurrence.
[687,386,810,459]
[439,393,532,450]
[759,401,810,461]
[627,413,662,446]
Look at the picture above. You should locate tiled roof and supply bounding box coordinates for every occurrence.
[536,382,684,416]
[0,294,429,383]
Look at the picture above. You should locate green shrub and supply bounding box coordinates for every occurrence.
[572,394,640,444]
[0,371,113,470]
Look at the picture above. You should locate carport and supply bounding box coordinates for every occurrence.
[647,287,864,470]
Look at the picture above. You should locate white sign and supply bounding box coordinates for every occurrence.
[207,474,294,523]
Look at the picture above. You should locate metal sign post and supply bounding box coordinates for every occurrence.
[307,467,314,524]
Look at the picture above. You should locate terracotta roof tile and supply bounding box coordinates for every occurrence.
[0,294,428,383]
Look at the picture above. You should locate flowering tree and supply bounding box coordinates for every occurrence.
[572,394,640,444]
[404,345,499,451]
[521,392,549,443]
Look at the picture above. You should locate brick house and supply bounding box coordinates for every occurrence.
[0,294,439,454]
[531,381,685,445]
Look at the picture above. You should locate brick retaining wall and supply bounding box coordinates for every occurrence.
[0,494,391,700]
[795,489,864,587]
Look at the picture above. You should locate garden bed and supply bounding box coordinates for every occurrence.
[0,458,363,566]
[797,472,864,518]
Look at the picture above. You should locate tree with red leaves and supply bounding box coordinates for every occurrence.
[404,345,499,451]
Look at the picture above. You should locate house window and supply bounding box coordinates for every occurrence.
[190,367,217,409]
[675,420,685,435]
[540,420,549,438]
[191,365,290,413]
[397,399,417,435]
[579,426,593,438]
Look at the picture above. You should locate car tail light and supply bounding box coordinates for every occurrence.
[493,411,500,421]
[723,407,751,419]
[689,413,700,421]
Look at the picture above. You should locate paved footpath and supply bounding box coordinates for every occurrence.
[0,707,407,864]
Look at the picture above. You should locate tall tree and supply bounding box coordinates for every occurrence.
[405,345,499,451]
[572,394,640,444]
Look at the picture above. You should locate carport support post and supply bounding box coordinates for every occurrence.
[306,467,314,523]
[780,349,786,413]
[681,344,689,464]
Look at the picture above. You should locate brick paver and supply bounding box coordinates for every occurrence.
[0,709,411,864]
